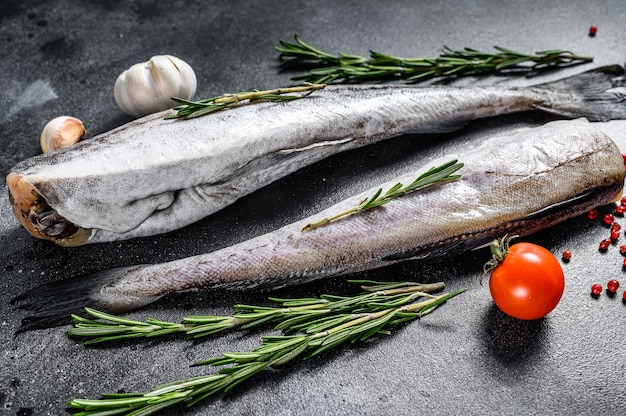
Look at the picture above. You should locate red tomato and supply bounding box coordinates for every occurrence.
[488,242,564,320]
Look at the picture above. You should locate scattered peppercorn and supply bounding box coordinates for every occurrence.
[589,25,597,36]
[599,238,611,251]
[607,279,620,293]
[562,249,572,261]
[611,228,620,240]
[585,206,626,300]
[591,283,603,295]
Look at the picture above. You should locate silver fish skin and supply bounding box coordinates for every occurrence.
[7,65,626,246]
[14,119,625,329]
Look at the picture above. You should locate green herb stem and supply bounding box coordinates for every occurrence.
[302,159,463,231]
[277,36,593,84]
[68,281,446,343]
[165,83,326,120]
[68,282,467,415]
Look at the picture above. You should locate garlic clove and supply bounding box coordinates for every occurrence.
[113,55,197,118]
[167,56,197,100]
[117,63,161,116]
[40,116,86,153]
[150,55,184,99]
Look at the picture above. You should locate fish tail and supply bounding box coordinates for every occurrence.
[12,265,160,333]
[533,64,626,121]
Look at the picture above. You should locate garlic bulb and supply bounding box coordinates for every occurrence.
[40,116,86,153]
[114,55,197,118]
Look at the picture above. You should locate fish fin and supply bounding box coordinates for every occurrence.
[535,64,626,121]
[384,189,611,263]
[382,220,532,262]
[12,265,159,333]
[382,231,503,262]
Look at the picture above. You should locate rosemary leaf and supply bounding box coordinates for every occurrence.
[278,36,593,83]
[302,159,463,231]
[266,297,329,307]
[68,281,465,415]
[165,84,326,120]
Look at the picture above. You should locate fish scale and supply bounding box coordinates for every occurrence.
[13,118,624,331]
[7,65,626,246]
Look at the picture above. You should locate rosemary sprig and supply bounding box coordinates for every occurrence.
[165,83,326,120]
[302,159,463,231]
[277,35,593,84]
[69,281,447,343]
[68,281,466,415]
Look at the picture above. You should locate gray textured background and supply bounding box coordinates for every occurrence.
[2,1,626,415]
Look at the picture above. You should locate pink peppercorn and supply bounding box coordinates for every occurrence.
[611,228,621,240]
[599,238,611,251]
[591,284,602,295]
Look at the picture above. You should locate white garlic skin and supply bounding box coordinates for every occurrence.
[40,116,86,153]
[114,55,197,118]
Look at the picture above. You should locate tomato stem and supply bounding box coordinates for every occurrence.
[480,234,519,284]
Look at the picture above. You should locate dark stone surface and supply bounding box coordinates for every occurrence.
[1,1,626,415]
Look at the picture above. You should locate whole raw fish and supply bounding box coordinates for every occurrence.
[14,119,625,329]
[7,65,626,246]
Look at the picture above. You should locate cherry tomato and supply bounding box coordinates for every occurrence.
[487,239,565,320]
